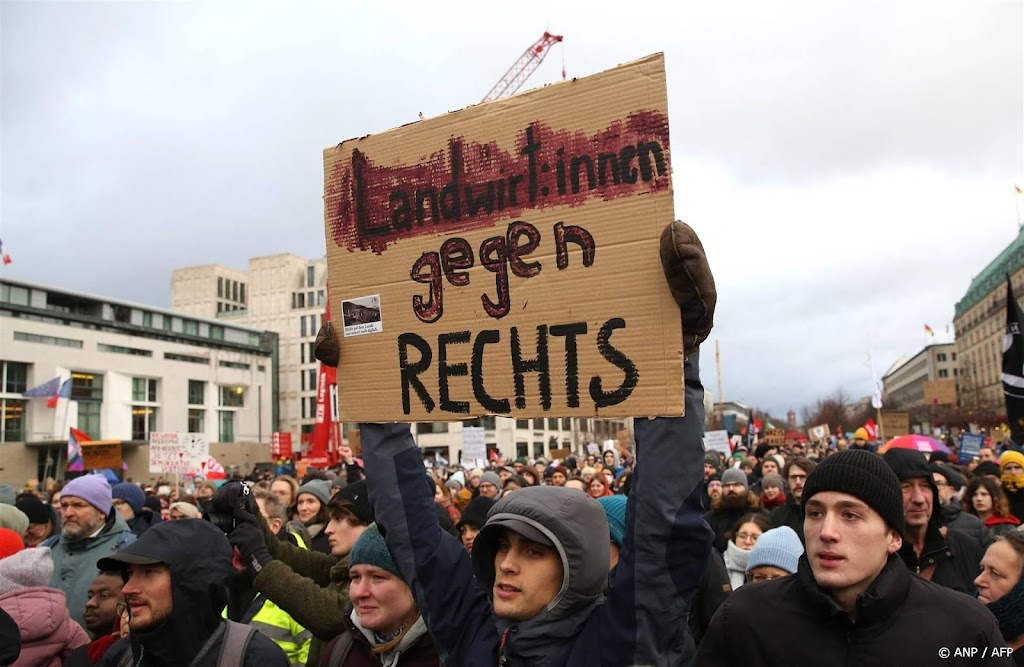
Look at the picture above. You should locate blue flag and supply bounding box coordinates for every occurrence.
[22,376,61,398]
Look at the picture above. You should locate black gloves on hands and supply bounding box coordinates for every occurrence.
[229,522,273,574]
[211,481,256,516]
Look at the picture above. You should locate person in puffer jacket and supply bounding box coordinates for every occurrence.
[0,544,89,667]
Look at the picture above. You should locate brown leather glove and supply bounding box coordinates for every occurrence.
[314,321,340,367]
[660,221,716,357]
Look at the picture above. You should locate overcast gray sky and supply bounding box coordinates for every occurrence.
[2,0,1021,418]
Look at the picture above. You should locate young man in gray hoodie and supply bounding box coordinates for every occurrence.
[310,220,716,666]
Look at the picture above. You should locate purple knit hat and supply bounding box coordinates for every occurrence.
[61,475,112,516]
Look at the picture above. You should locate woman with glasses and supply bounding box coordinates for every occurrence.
[745,526,804,585]
[724,513,771,590]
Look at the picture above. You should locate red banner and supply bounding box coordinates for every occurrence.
[271,432,293,458]
[310,296,340,467]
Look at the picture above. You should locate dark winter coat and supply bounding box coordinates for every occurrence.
[938,500,987,549]
[769,494,805,544]
[695,555,1012,666]
[362,352,714,667]
[97,520,287,667]
[316,607,438,667]
[688,551,730,646]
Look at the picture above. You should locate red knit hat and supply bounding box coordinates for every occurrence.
[0,528,24,559]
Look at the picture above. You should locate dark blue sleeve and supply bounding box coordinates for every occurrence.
[361,423,498,666]
[571,350,714,666]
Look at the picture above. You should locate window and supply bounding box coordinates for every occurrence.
[547,418,557,430]
[131,407,157,440]
[165,352,209,365]
[132,378,157,403]
[183,320,198,336]
[308,342,315,362]
[937,353,947,362]
[561,418,570,430]
[533,442,544,458]
[77,402,101,439]
[217,302,223,314]
[516,419,530,429]
[240,284,246,304]
[2,362,28,394]
[516,442,528,458]
[0,399,25,442]
[300,344,306,364]
[218,277,224,298]
[938,369,949,378]
[308,369,317,391]
[301,399,307,419]
[188,380,205,406]
[71,373,103,401]
[300,317,307,338]
[232,281,239,302]
[188,409,205,434]
[220,386,245,408]
[953,352,958,361]
[1,284,30,305]
[317,290,325,306]
[219,361,250,370]
[142,312,153,328]
[308,396,317,417]
[307,266,315,288]
[98,343,152,357]
[219,411,235,442]
[14,331,83,348]
[210,326,224,341]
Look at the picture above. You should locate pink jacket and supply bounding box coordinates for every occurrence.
[0,586,89,667]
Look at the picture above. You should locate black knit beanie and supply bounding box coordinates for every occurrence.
[802,449,905,536]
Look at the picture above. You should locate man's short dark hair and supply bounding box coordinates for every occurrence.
[784,457,817,479]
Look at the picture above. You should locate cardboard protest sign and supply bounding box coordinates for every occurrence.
[324,53,682,422]
[149,432,209,475]
[703,430,731,457]
[807,424,830,441]
[586,443,601,456]
[763,428,786,446]
[879,411,910,438]
[549,447,572,461]
[923,379,957,405]
[82,441,122,471]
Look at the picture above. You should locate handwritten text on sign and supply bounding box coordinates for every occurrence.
[323,54,682,422]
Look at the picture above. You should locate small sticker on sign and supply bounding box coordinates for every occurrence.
[342,295,383,337]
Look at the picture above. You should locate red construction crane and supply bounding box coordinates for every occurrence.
[481,31,564,103]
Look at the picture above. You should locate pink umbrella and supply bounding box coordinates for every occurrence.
[878,434,951,455]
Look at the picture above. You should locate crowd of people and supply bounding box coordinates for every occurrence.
[2,222,1023,665]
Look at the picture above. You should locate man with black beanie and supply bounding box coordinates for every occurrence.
[883,448,985,595]
[695,448,1012,666]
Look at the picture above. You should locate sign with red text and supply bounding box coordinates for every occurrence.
[323,53,683,421]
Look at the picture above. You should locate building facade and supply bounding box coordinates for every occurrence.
[881,343,958,409]
[954,229,1024,413]
[0,277,277,483]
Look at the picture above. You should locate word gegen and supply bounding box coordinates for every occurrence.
[410,220,595,323]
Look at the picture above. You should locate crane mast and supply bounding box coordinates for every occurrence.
[482,31,564,103]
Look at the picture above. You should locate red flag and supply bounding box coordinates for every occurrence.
[310,295,338,467]
[863,418,878,440]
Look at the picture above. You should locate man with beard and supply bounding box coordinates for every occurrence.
[97,520,287,667]
[770,458,817,544]
[705,467,768,553]
[43,475,135,628]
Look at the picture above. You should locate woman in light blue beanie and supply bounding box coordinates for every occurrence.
[745,525,804,584]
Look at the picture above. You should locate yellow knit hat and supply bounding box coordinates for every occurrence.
[1000,450,1024,471]
[853,427,869,441]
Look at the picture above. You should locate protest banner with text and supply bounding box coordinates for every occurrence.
[323,53,683,422]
